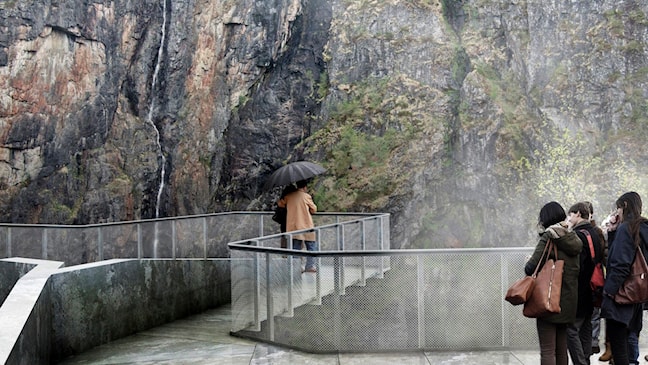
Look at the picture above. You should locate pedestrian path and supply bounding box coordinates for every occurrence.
[58,304,632,365]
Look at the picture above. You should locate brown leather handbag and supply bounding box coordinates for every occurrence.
[523,240,564,318]
[505,241,550,306]
[614,241,648,305]
[505,275,535,305]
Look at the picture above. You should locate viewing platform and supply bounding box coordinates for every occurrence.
[57,304,547,365]
[2,212,647,364]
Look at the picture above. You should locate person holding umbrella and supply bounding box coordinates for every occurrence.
[277,179,318,272]
[274,184,297,248]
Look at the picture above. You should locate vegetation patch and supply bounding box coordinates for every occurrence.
[0,1,17,9]
[508,129,644,218]
[309,75,446,211]
[603,10,625,38]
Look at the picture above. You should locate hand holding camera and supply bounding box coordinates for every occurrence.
[603,211,620,232]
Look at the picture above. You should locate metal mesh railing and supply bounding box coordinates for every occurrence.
[229,238,541,352]
[228,214,391,334]
[0,212,382,266]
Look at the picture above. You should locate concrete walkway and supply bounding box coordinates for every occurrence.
[55,304,635,365]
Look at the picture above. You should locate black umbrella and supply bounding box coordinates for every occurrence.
[264,161,326,189]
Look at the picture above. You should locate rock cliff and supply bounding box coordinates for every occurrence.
[1,0,647,248]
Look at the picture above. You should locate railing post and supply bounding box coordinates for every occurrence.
[7,227,11,258]
[339,225,346,295]
[378,216,385,278]
[287,245,294,316]
[153,222,159,259]
[137,223,142,259]
[253,240,261,331]
[378,215,384,249]
[97,227,103,261]
[266,252,274,341]
[41,229,47,260]
[202,217,207,259]
[336,218,341,250]
[417,255,425,349]
[360,220,366,285]
[259,214,264,238]
[385,214,392,272]
[501,253,510,347]
[314,228,321,304]
[172,220,177,260]
[333,256,342,350]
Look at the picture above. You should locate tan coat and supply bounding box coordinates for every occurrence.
[278,189,317,241]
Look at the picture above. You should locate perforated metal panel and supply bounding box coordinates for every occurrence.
[504,251,540,348]
[421,252,535,349]
[229,245,545,353]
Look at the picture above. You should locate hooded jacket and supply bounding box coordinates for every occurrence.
[525,222,582,324]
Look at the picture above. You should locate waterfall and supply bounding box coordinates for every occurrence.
[146,0,168,219]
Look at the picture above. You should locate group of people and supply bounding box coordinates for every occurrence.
[276,179,318,273]
[526,192,648,365]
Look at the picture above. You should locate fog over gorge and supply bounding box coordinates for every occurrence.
[0,0,647,249]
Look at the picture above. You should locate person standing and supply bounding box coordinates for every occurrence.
[566,202,603,365]
[278,179,318,272]
[275,184,297,248]
[525,201,583,365]
[601,192,648,365]
[583,201,610,360]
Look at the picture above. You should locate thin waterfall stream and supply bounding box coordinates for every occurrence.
[147,0,168,257]
[146,0,168,221]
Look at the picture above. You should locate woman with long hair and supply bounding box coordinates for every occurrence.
[601,191,648,365]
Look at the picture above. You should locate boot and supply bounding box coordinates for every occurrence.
[599,342,612,361]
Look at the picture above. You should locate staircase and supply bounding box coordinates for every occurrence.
[230,259,423,353]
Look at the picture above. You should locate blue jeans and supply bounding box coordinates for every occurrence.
[628,330,639,365]
[591,307,601,347]
[292,239,318,270]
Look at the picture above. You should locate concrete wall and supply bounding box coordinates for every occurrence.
[5,284,52,365]
[0,258,64,365]
[0,260,37,305]
[49,259,231,362]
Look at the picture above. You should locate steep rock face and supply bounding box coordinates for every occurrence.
[213,0,331,209]
[0,0,304,222]
[447,0,648,247]
[1,0,647,250]
[302,0,648,248]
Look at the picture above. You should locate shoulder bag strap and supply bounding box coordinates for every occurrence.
[639,230,648,261]
[579,229,596,260]
[532,239,552,277]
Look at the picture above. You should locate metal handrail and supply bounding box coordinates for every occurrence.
[228,244,534,256]
[0,212,388,265]
[0,211,380,229]
[227,213,389,249]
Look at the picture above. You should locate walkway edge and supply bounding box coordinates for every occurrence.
[0,258,64,365]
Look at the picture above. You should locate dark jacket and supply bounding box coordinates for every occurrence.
[525,223,582,324]
[601,221,648,329]
[573,221,604,317]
